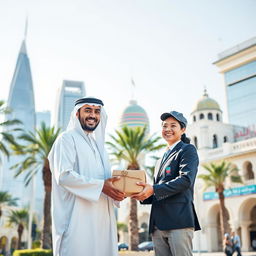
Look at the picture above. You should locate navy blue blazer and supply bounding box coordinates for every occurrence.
[142,141,201,233]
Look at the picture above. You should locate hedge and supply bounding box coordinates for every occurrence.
[32,240,41,249]
[13,249,53,256]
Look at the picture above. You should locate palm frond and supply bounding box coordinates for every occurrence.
[200,160,242,191]
[0,191,19,206]
[11,122,60,185]
[0,142,10,158]
[0,119,22,127]
[107,125,164,169]
[7,209,29,227]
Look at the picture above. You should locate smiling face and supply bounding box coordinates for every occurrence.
[76,104,101,132]
[161,116,186,146]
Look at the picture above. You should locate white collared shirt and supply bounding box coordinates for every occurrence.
[167,140,181,152]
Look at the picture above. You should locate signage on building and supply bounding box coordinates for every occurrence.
[234,125,256,141]
[203,184,256,200]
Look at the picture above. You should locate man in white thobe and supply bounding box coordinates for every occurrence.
[48,97,125,256]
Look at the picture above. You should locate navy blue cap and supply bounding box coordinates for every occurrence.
[160,111,187,127]
[75,97,104,106]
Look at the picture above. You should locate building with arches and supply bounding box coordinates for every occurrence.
[187,90,256,252]
[117,91,256,252]
[0,206,27,254]
[190,89,235,149]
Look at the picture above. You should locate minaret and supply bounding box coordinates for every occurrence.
[1,21,36,207]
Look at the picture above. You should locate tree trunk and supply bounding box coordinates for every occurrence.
[129,197,139,250]
[218,188,231,244]
[42,160,52,249]
[127,164,140,251]
[17,224,24,249]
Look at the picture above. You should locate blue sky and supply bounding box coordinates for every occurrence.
[0,0,255,134]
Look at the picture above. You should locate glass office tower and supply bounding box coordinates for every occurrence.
[1,40,36,206]
[214,37,256,140]
[55,80,86,130]
[224,60,256,126]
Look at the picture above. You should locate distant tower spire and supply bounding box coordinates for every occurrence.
[203,85,208,97]
[24,16,28,40]
[20,17,28,54]
[131,77,136,100]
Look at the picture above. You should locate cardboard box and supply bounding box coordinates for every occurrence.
[112,170,146,196]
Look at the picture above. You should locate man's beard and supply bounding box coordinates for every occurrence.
[79,116,99,132]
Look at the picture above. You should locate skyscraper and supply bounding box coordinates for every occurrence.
[7,40,35,131]
[55,80,86,130]
[36,111,51,129]
[1,39,36,206]
[214,37,256,134]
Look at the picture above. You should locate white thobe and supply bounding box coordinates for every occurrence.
[48,128,118,256]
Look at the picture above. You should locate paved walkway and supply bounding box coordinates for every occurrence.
[119,251,256,256]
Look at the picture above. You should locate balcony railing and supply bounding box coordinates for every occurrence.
[205,137,256,159]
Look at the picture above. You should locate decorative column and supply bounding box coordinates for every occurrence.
[240,221,251,251]
[206,223,218,252]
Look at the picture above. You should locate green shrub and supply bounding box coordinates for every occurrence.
[13,249,53,256]
[32,240,41,249]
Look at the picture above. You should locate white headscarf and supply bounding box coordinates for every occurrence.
[66,100,110,175]
[67,102,107,153]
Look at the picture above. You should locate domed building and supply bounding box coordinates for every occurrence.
[186,90,256,253]
[187,89,234,151]
[120,99,150,131]
[191,89,222,123]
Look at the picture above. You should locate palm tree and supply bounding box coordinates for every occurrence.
[0,100,21,163]
[0,191,18,219]
[7,209,28,249]
[11,122,61,249]
[198,161,242,239]
[107,126,165,250]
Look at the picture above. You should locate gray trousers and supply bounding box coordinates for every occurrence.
[152,228,194,256]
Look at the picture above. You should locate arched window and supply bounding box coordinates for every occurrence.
[243,161,255,180]
[216,113,220,121]
[224,136,228,143]
[208,113,213,120]
[231,164,239,175]
[199,113,204,120]
[0,236,8,254]
[193,115,196,122]
[193,136,198,149]
[10,237,18,254]
[230,164,239,183]
[213,134,218,148]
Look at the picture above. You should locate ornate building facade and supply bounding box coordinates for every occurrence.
[187,91,256,252]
